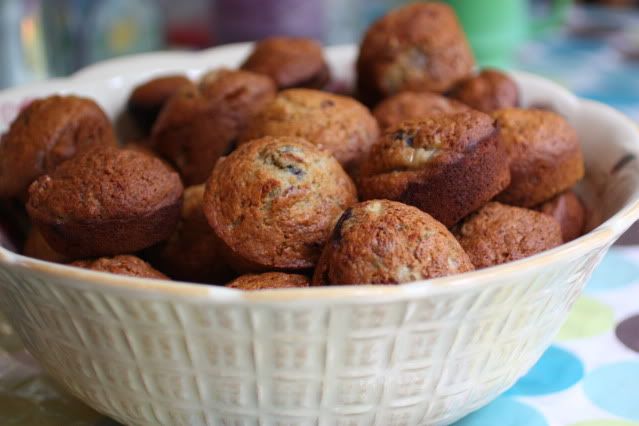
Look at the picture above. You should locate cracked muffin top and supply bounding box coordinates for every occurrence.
[313,200,474,285]
[204,136,357,272]
[227,272,310,290]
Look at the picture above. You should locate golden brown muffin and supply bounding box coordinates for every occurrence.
[536,190,586,242]
[313,200,474,285]
[358,111,511,227]
[152,69,276,185]
[71,255,167,279]
[150,185,234,283]
[448,69,519,113]
[239,88,379,170]
[23,227,71,263]
[127,74,191,133]
[356,2,475,104]
[27,145,184,258]
[373,91,471,130]
[0,96,116,199]
[241,37,330,90]
[493,108,585,207]
[455,202,563,269]
[227,272,310,290]
[204,136,357,272]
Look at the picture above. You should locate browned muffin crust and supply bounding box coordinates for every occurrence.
[536,190,585,242]
[313,200,474,285]
[356,3,475,104]
[0,95,116,199]
[227,272,310,290]
[23,227,72,263]
[152,69,276,185]
[241,37,330,90]
[358,111,511,227]
[493,108,585,207]
[27,145,183,258]
[150,185,234,283]
[373,91,471,130]
[455,202,562,268]
[240,88,379,170]
[448,69,519,113]
[71,255,168,279]
[127,74,191,133]
[204,136,357,272]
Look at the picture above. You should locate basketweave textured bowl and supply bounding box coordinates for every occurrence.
[0,44,638,426]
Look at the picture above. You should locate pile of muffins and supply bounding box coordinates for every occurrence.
[0,3,587,290]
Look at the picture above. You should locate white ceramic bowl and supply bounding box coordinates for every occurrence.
[0,44,638,426]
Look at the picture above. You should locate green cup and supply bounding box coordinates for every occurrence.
[440,0,572,68]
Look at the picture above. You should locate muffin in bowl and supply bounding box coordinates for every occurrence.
[71,255,168,279]
[227,272,310,290]
[448,69,520,113]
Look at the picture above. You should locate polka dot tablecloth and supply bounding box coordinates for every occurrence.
[1,247,639,425]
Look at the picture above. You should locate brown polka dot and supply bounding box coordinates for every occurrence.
[616,314,639,353]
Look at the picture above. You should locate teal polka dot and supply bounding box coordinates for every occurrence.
[505,346,584,396]
[584,362,639,421]
[454,397,547,426]
[587,252,639,292]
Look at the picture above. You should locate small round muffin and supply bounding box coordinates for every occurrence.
[455,202,563,269]
[71,255,167,279]
[23,228,71,263]
[313,200,474,285]
[358,111,511,227]
[536,190,586,242]
[127,74,191,133]
[373,91,471,130]
[204,136,357,272]
[356,2,475,104]
[241,37,330,90]
[227,272,310,290]
[0,95,116,199]
[239,89,379,170]
[27,145,184,258]
[152,69,276,185]
[493,108,585,207]
[448,69,519,113]
[151,185,234,284]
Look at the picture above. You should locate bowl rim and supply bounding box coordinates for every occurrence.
[1,43,638,304]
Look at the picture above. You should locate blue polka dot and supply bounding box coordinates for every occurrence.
[587,252,639,292]
[505,346,584,396]
[454,397,547,426]
[584,362,639,421]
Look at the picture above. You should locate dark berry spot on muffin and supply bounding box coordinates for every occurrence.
[612,153,636,174]
[332,207,353,244]
[286,164,305,178]
[393,130,415,147]
[321,99,335,108]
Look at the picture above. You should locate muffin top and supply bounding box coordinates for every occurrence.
[204,136,357,271]
[241,37,330,89]
[240,88,379,168]
[455,202,563,268]
[0,95,115,198]
[27,145,183,223]
[227,272,310,290]
[128,75,191,112]
[313,200,474,285]
[373,91,471,130]
[449,69,519,113]
[71,255,168,279]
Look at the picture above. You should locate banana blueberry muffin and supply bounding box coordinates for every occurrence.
[127,74,191,133]
[71,255,168,279]
[152,69,276,185]
[373,91,471,130]
[312,200,474,285]
[0,95,116,199]
[455,202,563,269]
[240,88,379,171]
[227,272,310,290]
[536,190,586,242]
[241,37,330,90]
[150,185,234,283]
[356,2,475,104]
[448,69,519,113]
[358,110,511,227]
[204,136,357,272]
[27,145,183,258]
[493,108,585,207]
